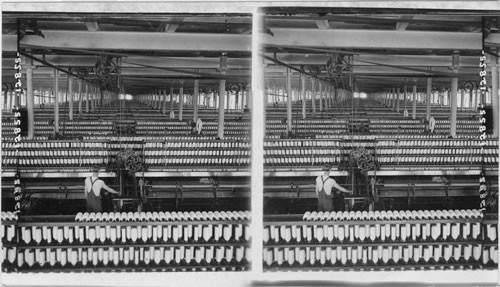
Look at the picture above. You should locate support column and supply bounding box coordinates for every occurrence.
[328,85,333,109]
[26,58,35,140]
[460,89,465,111]
[450,51,459,138]
[392,88,397,110]
[162,88,167,114]
[85,82,89,113]
[389,89,393,108]
[179,82,184,121]
[403,85,407,113]
[235,89,240,110]
[387,89,391,108]
[78,80,83,115]
[155,89,160,112]
[324,84,329,110]
[68,77,74,120]
[246,85,251,110]
[491,52,499,138]
[193,79,199,122]
[470,88,474,108]
[301,73,306,120]
[396,87,401,112]
[218,53,227,139]
[90,85,95,113]
[426,78,432,120]
[412,84,417,120]
[53,69,59,132]
[286,68,292,133]
[319,81,323,112]
[311,78,316,115]
[170,86,175,115]
[7,89,13,110]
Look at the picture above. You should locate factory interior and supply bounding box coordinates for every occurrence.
[2,13,252,272]
[1,7,500,282]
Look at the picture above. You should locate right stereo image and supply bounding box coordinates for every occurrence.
[259,9,499,271]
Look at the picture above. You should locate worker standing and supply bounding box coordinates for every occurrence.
[315,165,353,211]
[84,166,119,212]
[196,118,203,135]
[429,116,436,133]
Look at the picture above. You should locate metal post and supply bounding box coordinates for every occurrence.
[68,77,73,120]
[396,87,400,112]
[412,84,417,120]
[319,81,323,112]
[403,85,407,113]
[450,51,459,138]
[311,78,316,115]
[491,52,499,137]
[170,86,175,114]
[426,78,432,120]
[286,68,292,133]
[194,79,199,122]
[218,53,227,139]
[85,82,89,113]
[301,74,306,119]
[53,70,60,132]
[162,88,167,114]
[179,82,184,121]
[26,58,35,139]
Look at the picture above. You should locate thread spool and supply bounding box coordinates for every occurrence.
[326,225,334,243]
[244,224,250,241]
[433,245,441,263]
[308,248,315,266]
[298,249,306,265]
[22,227,32,244]
[6,225,15,242]
[340,248,347,265]
[39,249,46,267]
[338,225,345,242]
[479,248,490,265]
[472,245,481,261]
[24,249,34,267]
[141,225,149,243]
[87,226,96,243]
[223,224,232,242]
[402,246,410,263]
[487,224,497,242]
[233,223,242,242]
[453,245,461,261]
[443,245,452,262]
[82,249,88,266]
[471,222,481,239]
[371,247,378,265]
[316,225,324,243]
[491,247,498,264]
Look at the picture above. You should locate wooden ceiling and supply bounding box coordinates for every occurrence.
[2,13,252,95]
[2,11,500,95]
[260,10,500,93]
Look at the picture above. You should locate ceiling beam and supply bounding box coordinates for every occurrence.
[3,35,17,52]
[485,33,500,47]
[267,53,479,67]
[15,30,251,52]
[262,28,482,50]
[395,16,413,31]
[84,21,100,31]
[4,55,251,69]
[162,17,183,33]
[4,53,253,70]
[314,20,330,29]
[265,65,479,76]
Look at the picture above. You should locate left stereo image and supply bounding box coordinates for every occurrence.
[1,13,253,273]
